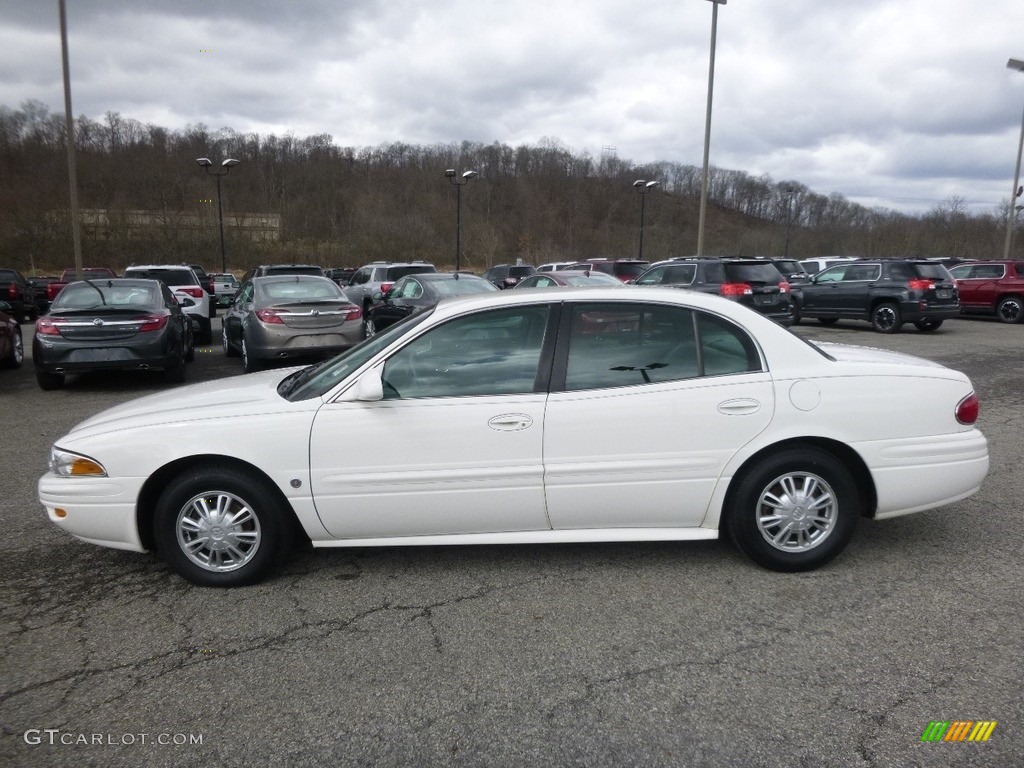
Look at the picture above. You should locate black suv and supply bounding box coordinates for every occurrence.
[482,263,536,289]
[791,259,959,333]
[633,258,793,325]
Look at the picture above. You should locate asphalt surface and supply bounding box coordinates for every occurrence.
[1,315,1021,768]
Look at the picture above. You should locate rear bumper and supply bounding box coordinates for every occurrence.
[899,300,961,322]
[33,335,181,372]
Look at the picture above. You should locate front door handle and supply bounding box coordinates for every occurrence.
[487,414,533,431]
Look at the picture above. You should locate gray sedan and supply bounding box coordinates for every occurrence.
[222,275,364,372]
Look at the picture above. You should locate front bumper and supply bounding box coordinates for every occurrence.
[39,472,147,551]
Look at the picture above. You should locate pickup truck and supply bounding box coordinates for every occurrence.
[0,268,35,321]
[46,267,119,304]
[949,260,1024,323]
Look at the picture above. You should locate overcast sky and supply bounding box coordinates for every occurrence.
[2,1,1024,214]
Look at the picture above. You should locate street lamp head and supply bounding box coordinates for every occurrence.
[462,170,478,180]
[195,157,212,167]
[1008,58,1024,73]
[633,179,646,188]
[444,169,457,178]
[222,158,240,168]
[646,180,660,189]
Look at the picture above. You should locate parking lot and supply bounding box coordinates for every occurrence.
[1,316,1021,767]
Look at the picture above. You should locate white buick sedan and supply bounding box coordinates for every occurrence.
[39,288,989,586]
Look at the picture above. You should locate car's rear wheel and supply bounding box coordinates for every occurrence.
[197,317,213,345]
[913,319,943,332]
[871,302,902,333]
[1,326,23,368]
[996,296,1023,324]
[35,369,65,390]
[724,447,860,572]
[241,334,261,373]
[817,317,839,326]
[365,318,377,337]
[154,466,293,587]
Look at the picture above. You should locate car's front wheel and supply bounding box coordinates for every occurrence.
[154,465,294,586]
[914,319,943,332]
[222,325,239,357]
[35,369,65,390]
[724,448,860,572]
[996,295,1023,324]
[0,326,23,368]
[871,302,902,333]
[241,334,261,373]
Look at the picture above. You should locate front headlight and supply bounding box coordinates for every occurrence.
[49,447,108,477]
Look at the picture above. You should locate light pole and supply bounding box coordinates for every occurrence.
[1004,58,1024,260]
[445,169,477,271]
[633,180,659,260]
[196,157,240,273]
[697,0,726,258]
[783,188,796,258]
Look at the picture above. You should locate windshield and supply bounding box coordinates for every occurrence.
[282,309,434,401]
[724,263,784,284]
[564,272,622,286]
[431,277,498,297]
[612,262,649,279]
[51,280,159,311]
[257,277,345,303]
[125,268,196,286]
[910,263,953,280]
[385,265,436,280]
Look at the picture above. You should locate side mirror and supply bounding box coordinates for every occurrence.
[0,300,11,313]
[372,290,385,302]
[353,367,384,401]
[179,297,196,308]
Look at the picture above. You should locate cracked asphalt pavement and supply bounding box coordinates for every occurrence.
[1,317,1021,767]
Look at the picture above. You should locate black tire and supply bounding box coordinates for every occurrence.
[365,318,377,337]
[1,326,23,369]
[913,319,943,332]
[871,302,902,333]
[817,317,839,326]
[197,318,213,346]
[724,447,860,572]
[36,369,65,390]
[241,334,261,373]
[153,465,294,587]
[222,325,239,357]
[996,296,1024,324]
[184,324,196,363]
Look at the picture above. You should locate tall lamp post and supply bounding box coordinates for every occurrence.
[697,0,726,258]
[1004,58,1024,260]
[445,169,477,271]
[196,157,240,273]
[783,187,796,258]
[633,179,659,260]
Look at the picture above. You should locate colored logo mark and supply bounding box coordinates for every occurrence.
[921,721,997,742]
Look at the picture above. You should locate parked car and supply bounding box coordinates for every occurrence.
[764,258,810,284]
[122,265,214,344]
[633,258,793,325]
[572,258,649,282]
[211,273,239,306]
[536,261,578,272]
[325,267,356,285]
[27,276,60,316]
[948,260,1024,324]
[791,259,959,333]
[481,263,536,289]
[32,278,194,390]
[222,275,363,372]
[186,264,216,299]
[799,257,859,275]
[46,267,119,304]
[0,268,36,321]
[0,301,24,370]
[40,287,987,586]
[364,272,497,335]
[242,264,326,282]
[514,270,625,289]
[343,261,437,312]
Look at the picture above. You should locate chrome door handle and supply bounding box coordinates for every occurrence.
[487,414,533,431]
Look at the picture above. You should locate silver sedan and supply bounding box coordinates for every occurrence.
[222,275,363,372]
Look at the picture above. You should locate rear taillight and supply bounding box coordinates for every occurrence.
[255,309,285,324]
[344,306,362,321]
[7,285,15,299]
[503,277,518,286]
[955,393,980,425]
[180,287,204,298]
[135,315,168,332]
[720,282,752,297]
[379,283,393,295]
[35,318,60,335]
[207,280,215,294]
[908,279,934,292]
[778,281,791,294]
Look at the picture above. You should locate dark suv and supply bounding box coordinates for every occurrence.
[791,259,959,333]
[482,263,536,289]
[633,258,793,325]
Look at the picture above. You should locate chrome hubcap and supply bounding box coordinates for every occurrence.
[13,330,23,363]
[756,472,838,552]
[176,491,261,572]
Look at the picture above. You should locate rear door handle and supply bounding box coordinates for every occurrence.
[718,399,761,416]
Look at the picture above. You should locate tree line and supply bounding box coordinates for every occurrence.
[0,100,1018,274]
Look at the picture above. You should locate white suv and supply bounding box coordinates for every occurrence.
[122,265,213,344]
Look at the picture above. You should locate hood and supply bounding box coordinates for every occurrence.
[812,341,947,369]
[65,367,306,439]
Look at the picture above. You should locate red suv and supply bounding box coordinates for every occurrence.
[948,260,1024,324]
